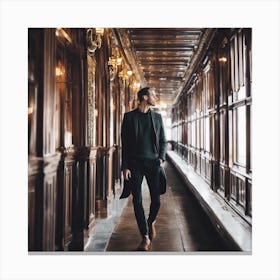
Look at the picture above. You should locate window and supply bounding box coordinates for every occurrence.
[230,29,247,100]
[220,111,225,162]
[236,106,246,166]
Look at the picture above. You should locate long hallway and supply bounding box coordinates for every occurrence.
[86,161,234,253]
[26,27,253,254]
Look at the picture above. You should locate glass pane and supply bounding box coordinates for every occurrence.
[205,117,210,152]
[237,106,246,165]
[237,85,246,100]
[220,112,224,161]
[192,121,196,147]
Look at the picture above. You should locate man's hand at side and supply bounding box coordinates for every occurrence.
[123,169,131,181]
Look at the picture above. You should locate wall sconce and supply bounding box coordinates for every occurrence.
[55,66,63,77]
[87,28,104,54]
[108,56,122,81]
[28,106,33,116]
[118,64,133,84]
[218,57,227,63]
[118,69,127,82]
[108,56,122,67]
[56,28,72,44]
[55,61,65,79]
[131,81,140,91]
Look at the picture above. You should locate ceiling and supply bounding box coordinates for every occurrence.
[114,28,216,108]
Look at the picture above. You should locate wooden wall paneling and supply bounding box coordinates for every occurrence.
[94,30,117,218]
[28,153,60,251]
[43,29,57,155]
[54,28,90,251]
[28,158,43,251]
[71,52,82,147]
[28,28,44,156]
[95,147,107,217]
[68,147,89,251]
[55,148,74,250]
[42,156,60,250]
[113,76,122,189]
[70,147,90,251]
[28,28,61,251]
[87,147,98,233]
[110,75,119,194]
[94,45,104,215]
[86,45,99,235]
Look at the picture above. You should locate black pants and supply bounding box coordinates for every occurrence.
[129,158,161,238]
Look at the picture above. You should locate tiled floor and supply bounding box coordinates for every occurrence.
[85,161,235,253]
[84,189,128,252]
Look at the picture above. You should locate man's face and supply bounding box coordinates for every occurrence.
[146,90,158,106]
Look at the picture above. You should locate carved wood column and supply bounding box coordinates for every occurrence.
[68,147,90,251]
[86,147,98,233]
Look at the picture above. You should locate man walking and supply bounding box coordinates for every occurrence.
[120,87,167,251]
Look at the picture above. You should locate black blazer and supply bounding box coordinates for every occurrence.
[120,108,167,199]
[121,108,167,171]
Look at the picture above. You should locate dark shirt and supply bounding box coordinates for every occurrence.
[135,109,158,159]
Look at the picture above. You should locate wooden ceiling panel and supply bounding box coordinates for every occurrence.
[115,28,216,107]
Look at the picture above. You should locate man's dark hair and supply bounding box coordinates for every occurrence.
[137,87,150,102]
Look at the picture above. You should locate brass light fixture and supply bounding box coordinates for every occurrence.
[56,28,72,44]
[108,55,122,81]
[87,28,104,54]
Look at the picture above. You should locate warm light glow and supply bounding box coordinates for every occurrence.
[127,70,133,76]
[131,81,140,91]
[65,131,72,147]
[219,57,227,62]
[95,28,104,35]
[56,66,63,77]
[116,57,122,65]
[108,56,122,67]
[28,107,33,115]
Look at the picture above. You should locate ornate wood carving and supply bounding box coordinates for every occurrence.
[114,29,146,87]
[87,55,97,146]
